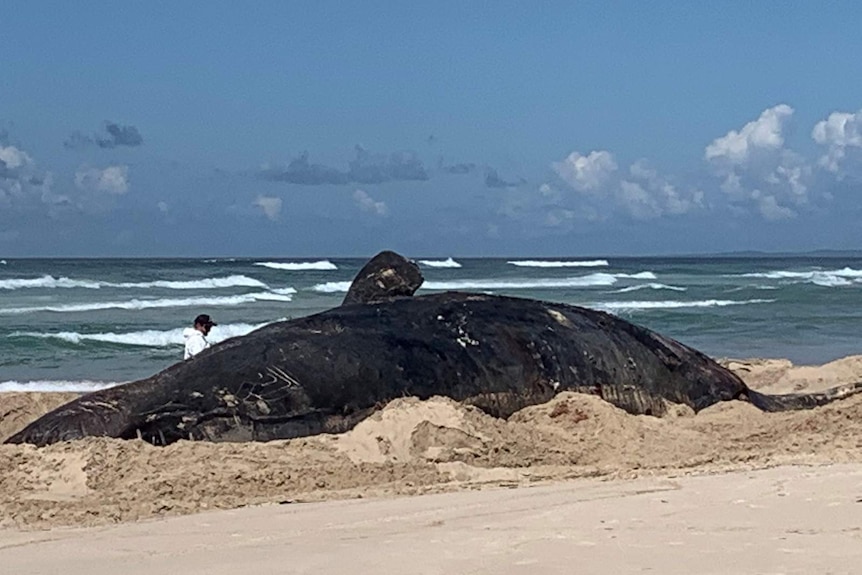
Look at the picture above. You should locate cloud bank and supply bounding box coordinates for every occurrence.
[540,103,862,225]
[260,146,429,186]
[549,150,702,221]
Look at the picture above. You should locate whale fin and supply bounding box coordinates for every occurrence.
[746,381,862,412]
[342,250,424,306]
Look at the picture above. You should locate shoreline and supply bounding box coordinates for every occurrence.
[0,353,861,534]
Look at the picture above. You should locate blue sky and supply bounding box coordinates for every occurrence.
[2,2,861,257]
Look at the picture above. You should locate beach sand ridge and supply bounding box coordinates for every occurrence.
[2,356,862,531]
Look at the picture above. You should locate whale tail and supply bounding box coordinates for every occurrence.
[746,381,862,412]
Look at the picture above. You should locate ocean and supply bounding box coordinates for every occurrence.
[1,255,860,393]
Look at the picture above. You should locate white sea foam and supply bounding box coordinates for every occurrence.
[312,281,353,293]
[726,285,779,292]
[614,272,657,280]
[0,292,294,314]
[9,319,283,348]
[0,380,123,393]
[0,275,102,289]
[115,275,268,289]
[507,259,609,268]
[0,260,6,264]
[611,283,686,293]
[0,274,268,290]
[422,275,619,290]
[418,258,462,268]
[597,298,775,312]
[254,260,338,271]
[251,292,299,301]
[737,268,862,287]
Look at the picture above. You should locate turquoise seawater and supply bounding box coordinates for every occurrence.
[1,255,860,391]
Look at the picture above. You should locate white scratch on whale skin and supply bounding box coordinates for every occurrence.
[546,308,573,328]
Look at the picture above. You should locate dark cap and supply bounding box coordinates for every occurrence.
[194,314,217,327]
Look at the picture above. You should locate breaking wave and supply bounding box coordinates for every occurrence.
[614,272,657,280]
[422,275,619,290]
[0,291,296,315]
[611,283,686,293]
[507,259,609,268]
[0,274,268,290]
[597,298,775,312]
[418,258,462,268]
[312,281,352,293]
[737,268,862,287]
[254,260,338,271]
[9,319,283,348]
[0,380,123,393]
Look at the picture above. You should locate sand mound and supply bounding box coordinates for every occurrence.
[329,396,504,464]
[721,354,862,394]
[0,392,79,443]
[2,355,862,530]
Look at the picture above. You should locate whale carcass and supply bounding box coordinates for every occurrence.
[7,251,862,446]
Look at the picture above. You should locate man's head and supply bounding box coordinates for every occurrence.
[193,314,217,335]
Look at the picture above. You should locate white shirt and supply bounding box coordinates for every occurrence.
[183,327,210,359]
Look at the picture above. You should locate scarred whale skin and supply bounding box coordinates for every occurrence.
[7,256,862,447]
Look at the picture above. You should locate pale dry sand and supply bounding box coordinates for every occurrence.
[2,464,861,575]
[1,355,862,573]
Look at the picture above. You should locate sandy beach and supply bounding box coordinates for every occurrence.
[2,355,862,572]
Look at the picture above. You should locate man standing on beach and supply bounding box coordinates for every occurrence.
[183,314,217,359]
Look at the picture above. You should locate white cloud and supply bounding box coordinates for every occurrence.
[75,165,129,195]
[624,160,704,218]
[0,145,33,171]
[812,111,862,147]
[253,195,282,221]
[705,105,813,219]
[0,144,54,210]
[811,109,862,173]
[772,163,807,203]
[552,150,617,194]
[549,150,703,221]
[353,189,388,216]
[543,104,846,225]
[754,192,795,221]
[618,180,661,220]
[537,182,562,201]
[705,104,793,164]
